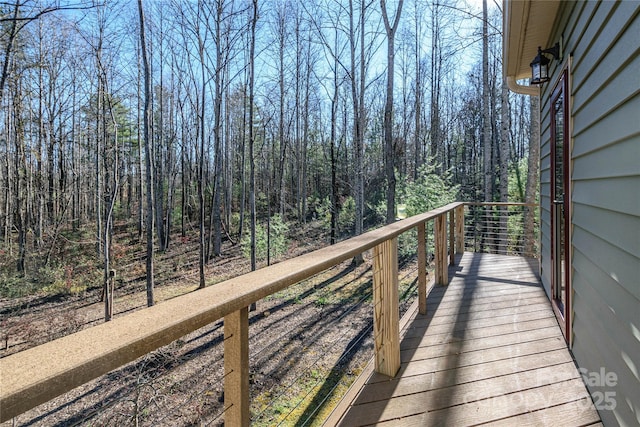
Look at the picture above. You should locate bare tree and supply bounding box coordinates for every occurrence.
[482,0,492,202]
[134,34,144,241]
[305,2,346,244]
[498,77,510,252]
[180,0,210,289]
[429,1,442,170]
[348,0,373,261]
[272,2,289,219]
[154,6,167,252]
[102,100,119,320]
[209,0,225,259]
[11,79,27,275]
[0,1,21,104]
[138,0,155,307]
[329,27,340,244]
[412,0,424,179]
[1,1,93,103]
[381,0,403,224]
[248,0,258,310]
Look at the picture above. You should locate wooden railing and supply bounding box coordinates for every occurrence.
[0,202,469,425]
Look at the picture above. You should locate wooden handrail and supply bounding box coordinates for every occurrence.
[0,201,464,424]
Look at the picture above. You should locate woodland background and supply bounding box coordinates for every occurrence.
[0,0,539,314]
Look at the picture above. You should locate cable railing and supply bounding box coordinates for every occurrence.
[464,202,539,258]
[0,202,540,426]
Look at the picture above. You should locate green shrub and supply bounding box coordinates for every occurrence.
[315,196,331,230]
[403,164,459,217]
[230,212,241,235]
[338,196,355,233]
[398,164,459,257]
[0,273,39,298]
[241,214,290,262]
[314,196,357,236]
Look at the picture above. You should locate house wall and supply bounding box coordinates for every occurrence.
[539,2,639,426]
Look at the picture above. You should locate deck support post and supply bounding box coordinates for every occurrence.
[455,205,465,254]
[435,214,448,286]
[372,237,401,377]
[417,223,428,315]
[224,307,250,427]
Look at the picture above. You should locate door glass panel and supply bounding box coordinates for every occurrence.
[553,94,566,313]
[554,97,564,201]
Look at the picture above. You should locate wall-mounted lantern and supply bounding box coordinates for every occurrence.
[530,42,561,85]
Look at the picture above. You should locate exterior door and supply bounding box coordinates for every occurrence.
[550,69,571,340]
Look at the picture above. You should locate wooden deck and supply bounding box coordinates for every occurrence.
[326,253,602,426]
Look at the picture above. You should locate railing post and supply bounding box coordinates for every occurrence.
[435,214,448,286]
[455,205,465,254]
[449,210,455,265]
[417,222,427,315]
[372,237,400,377]
[224,307,250,427]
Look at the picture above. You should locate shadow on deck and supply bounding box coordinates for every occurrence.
[326,252,602,426]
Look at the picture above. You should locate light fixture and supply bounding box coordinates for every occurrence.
[530,42,560,85]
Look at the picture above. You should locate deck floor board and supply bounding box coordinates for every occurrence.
[327,253,600,426]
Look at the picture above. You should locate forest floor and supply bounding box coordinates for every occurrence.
[0,221,423,426]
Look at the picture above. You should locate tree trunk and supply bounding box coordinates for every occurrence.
[138,0,155,306]
[301,57,310,224]
[239,70,247,241]
[71,72,78,232]
[294,13,302,223]
[181,110,187,237]
[249,0,258,311]
[136,48,144,241]
[413,2,422,179]
[381,0,403,224]
[155,68,166,252]
[330,31,339,245]
[103,107,118,321]
[212,1,224,258]
[12,81,26,275]
[499,79,511,253]
[348,0,366,264]
[95,43,104,265]
[0,1,20,105]
[197,13,207,289]
[3,102,13,244]
[36,20,44,249]
[429,2,442,172]
[155,148,166,251]
[481,0,493,253]
[482,0,492,203]
[277,6,287,219]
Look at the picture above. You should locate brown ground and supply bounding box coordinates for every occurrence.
[0,222,421,426]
